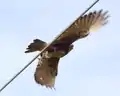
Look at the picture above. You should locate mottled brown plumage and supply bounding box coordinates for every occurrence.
[25,9,109,88]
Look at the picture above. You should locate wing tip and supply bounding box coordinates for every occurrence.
[89,9,110,32]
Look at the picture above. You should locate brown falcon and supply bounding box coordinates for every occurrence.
[25,9,109,88]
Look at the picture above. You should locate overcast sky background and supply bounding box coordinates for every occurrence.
[0,0,120,96]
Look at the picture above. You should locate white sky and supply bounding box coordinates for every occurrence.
[0,0,120,96]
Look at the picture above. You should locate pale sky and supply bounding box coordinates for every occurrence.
[0,0,120,96]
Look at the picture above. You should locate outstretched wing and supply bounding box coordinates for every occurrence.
[25,39,47,53]
[34,56,60,88]
[53,9,109,45]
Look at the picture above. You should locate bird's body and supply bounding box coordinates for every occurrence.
[25,9,109,88]
[25,39,73,88]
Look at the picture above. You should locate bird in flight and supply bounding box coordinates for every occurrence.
[25,9,109,89]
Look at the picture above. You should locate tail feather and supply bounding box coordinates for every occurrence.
[25,39,47,53]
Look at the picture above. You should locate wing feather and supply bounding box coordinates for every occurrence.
[55,9,109,45]
[34,56,59,88]
[25,39,47,53]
